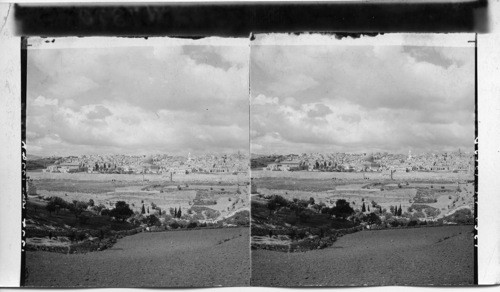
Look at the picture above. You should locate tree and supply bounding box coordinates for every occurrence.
[88,199,95,207]
[177,207,182,218]
[309,197,315,205]
[267,200,278,216]
[330,199,354,220]
[110,201,133,221]
[366,212,381,225]
[69,200,88,219]
[269,195,289,209]
[141,204,146,214]
[390,205,395,215]
[173,207,177,217]
[362,202,366,212]
[298,210,311,222]
[398,205,402,216]
[145,214,160,226]
[169,207,175,216]
[367,205,371,212]
[45,200,57,216]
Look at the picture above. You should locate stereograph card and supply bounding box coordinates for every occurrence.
[0,1,499,290]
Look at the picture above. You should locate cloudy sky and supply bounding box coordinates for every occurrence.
[27,38,249,156]
[250,35,475,155]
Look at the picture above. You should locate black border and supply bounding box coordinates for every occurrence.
[473,33,478,285]
[20,36,27,287]
[14,1,488,37]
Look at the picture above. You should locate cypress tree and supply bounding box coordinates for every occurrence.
[362,202,366,212]
[141,204,146,214]
[177,207,182,218]
[174,207,177,217]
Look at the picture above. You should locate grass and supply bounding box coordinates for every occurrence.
[31,179,140,194]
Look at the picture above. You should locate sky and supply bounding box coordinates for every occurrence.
[27,38,249,157]
[250,37,475,155]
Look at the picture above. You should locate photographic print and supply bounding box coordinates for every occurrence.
[250,34,476,286]
[23,37,250,287]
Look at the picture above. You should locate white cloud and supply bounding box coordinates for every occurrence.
[251,42,474,154]
[27,41,249,156]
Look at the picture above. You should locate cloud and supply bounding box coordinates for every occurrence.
[27,40,249,156]
[86,105,112,120]
[251,42,474,154]
[307,103,332,118]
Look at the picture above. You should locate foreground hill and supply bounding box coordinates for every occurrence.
[252,225,473,286]
[25,227,250,287]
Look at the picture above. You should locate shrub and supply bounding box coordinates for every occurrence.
[145,214,160,226]
[297,229,307,239]
[169,221,181,229]
[109,201,134,221]
[408,220,419,227]
[187,221,198,229]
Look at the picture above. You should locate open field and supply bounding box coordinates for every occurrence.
[252,170,474,220]
[25,227,250,287]
[28,171,249,221]
[252,169,472,182]
[29,171,249,184]
[251,225,474,286]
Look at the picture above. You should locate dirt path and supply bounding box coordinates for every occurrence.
[25,228,250,287]
[252,225,474,286]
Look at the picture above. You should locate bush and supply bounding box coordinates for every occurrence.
[187,221,198,229]
[145,214,160,226]
[169,221,181,229]
[408,220,419,227]
[109,201,133,221]
[297,229,307,239]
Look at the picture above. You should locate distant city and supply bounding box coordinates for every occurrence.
[251,149,474,173]
[29,152,249,175]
